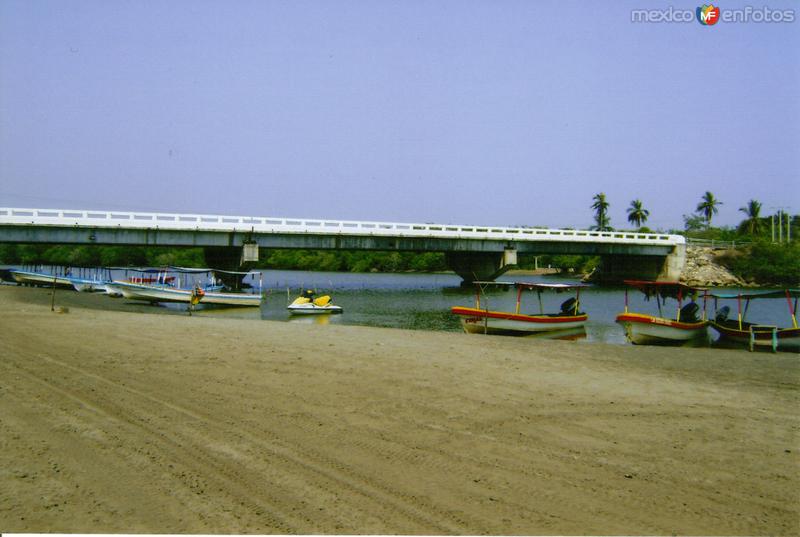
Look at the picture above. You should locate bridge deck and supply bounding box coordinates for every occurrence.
[0,208,684,247]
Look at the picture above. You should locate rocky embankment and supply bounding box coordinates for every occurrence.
[680,246,746,287]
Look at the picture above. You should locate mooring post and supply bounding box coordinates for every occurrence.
[50,274,57,312]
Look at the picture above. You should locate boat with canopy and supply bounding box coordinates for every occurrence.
[9,269,75,289]
[615,280,709,346]
[450,281,589,337]
[106,267,264,307]
[709,289,799,352]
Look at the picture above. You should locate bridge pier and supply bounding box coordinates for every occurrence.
[445,249,517,284]
[203,247,256,290]
[589,244,686,283]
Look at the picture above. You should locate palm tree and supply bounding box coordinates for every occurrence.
[627,199,650,229]
[591,193,611,231]
[738,199,762,236]
[695,191,722,228]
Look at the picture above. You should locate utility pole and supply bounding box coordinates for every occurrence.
[771,207,789,243]
[771,214,775,242]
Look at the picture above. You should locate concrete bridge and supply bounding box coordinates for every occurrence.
[0,207,686,283]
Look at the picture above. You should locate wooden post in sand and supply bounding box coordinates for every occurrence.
[51,274,57,312]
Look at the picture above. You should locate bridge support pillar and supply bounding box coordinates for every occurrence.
[445,249,517,284]
[658,243,686,281]
[590,244,686,283]
[203,246,256,290]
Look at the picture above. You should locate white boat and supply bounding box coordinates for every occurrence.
[451,282,589,337]
[68,268,116,292]
[198,289,262,307]
[107,281,262,307]
[69,277,113,292]
[615,280,709,346]
[70,278,96,292]
[104,284,124,297]
[106,281,184,302]
[9,269,74,288]
[287,295,343,315]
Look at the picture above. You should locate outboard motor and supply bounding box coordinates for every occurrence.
[560,297,578,315]
[678,302,700,323]
[715,305,730,323]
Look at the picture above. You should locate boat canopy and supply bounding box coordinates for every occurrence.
[708,289,800,300]
[106,266,262,275]
[168,266,262,275]
[623,280,705,299]
[106,266,174,273]
[472,281,589,290]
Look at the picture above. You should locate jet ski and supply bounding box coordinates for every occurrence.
[287,294,343,315]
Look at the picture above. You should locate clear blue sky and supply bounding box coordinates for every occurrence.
[1,0,798,230]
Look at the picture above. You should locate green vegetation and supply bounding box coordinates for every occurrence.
[585,192,797,284]
[718,241,800,285]
[678,208,798,285]
[0,244,449,274]
[535,255,600,275]
[695,191,722,228]
[738,199,763,236]
[259,250,448,273]
[0,244,206,268]
[590,193,611,231]
[626,199,649,229]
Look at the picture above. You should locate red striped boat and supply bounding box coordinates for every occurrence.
[615,280,709,346]
[451,282,588,337]
[709,289,800,352]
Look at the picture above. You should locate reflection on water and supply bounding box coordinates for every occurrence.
[160,269,800,348]
[287,313,335,326]
[268,271,794,347]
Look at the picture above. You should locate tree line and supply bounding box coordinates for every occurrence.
[588,191,798,284]
[0,243,453,273]
[591,190,796,239]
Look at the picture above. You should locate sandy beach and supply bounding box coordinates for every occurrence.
[0,285,798,535]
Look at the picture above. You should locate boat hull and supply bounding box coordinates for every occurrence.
[71,281,94,292]
[200,291,262,307]
[108,282,189,303]
[108,282,262,307]
[287,303,343,315]
[69,278,110,292]
[710,321,800,352]
[451,306,587,336]
[616,313,709,346]
[10,270,74,288]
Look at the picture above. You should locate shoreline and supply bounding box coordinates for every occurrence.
[1,285,798,534]
[3,264,793,289]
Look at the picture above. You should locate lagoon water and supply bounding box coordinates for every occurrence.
[4,266,793,346]
[185,269,794,347]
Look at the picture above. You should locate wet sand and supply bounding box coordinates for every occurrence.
[0,285,798,535]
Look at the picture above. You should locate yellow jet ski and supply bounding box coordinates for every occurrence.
[287,294,343,315]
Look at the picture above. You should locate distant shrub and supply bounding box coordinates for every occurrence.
[719,241,800,285]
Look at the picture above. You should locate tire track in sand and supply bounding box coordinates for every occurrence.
[5,358,305,533]
[8,351,469,534]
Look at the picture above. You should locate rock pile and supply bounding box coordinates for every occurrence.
[680,246,747,287]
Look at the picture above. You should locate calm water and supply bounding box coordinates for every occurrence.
[192,270,795,347]
[5,266,795,346]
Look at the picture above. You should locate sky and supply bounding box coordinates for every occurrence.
[0,0,798,231]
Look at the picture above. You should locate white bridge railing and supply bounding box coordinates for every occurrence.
[0,207,684,246]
